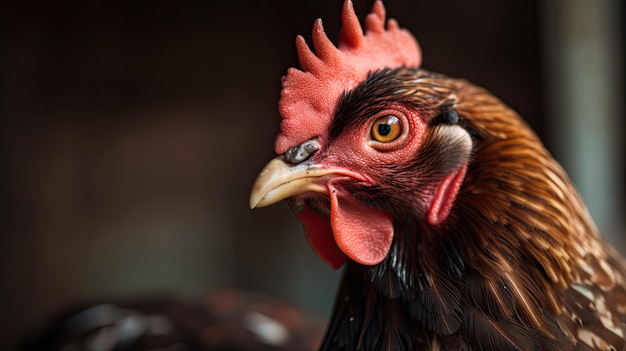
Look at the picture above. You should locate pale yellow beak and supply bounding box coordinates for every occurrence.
[249,157,332,209]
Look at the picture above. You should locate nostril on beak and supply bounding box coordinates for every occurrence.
[284,139,320,164]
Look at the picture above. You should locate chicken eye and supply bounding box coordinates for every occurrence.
[371,115,402,143]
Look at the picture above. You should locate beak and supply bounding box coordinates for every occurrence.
[249,157,364,209]
[249,157,328,209]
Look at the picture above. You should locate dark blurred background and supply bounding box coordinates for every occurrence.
[2,0,624,348]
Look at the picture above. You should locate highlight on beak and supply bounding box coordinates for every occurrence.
[249,157,328,209]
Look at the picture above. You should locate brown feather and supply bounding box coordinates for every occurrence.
[318,67,626,350]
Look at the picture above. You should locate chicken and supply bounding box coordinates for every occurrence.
[249,1,626,350]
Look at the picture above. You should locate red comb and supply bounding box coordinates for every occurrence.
[275,0,421,154]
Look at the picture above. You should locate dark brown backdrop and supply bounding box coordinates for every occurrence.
[1,0,554,347]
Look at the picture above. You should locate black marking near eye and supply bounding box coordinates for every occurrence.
[329,68,461,143]
[439,110,459,125]
[329,68,416,142]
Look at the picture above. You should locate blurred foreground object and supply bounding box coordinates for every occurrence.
[22,289,325,351]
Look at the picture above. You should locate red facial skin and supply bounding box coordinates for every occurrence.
[293,104,468,267]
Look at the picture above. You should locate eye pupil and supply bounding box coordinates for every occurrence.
[377,123,392,136]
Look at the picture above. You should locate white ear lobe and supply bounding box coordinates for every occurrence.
[439,124,473,154]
